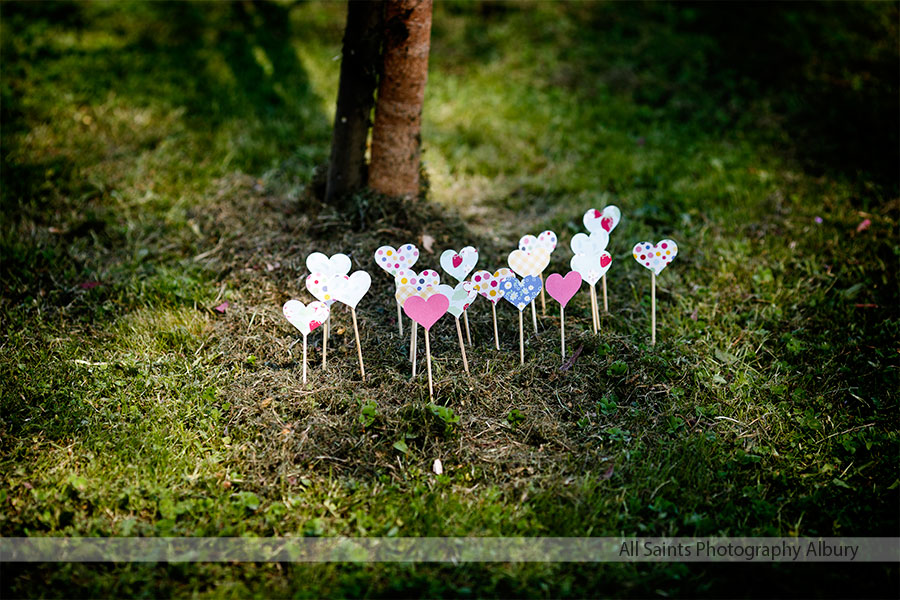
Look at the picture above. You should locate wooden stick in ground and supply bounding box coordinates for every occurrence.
[351,307,366,381]
[463,311,472,345]
[594,285,601,331]
[651,271,656,346]
[322,318,328,370]
[530,300,538,334]
[455,317,469,374]
[560,305,566,358]
[539,273,546,315]
[589,285,598,334]
[302,334,308,384]
[491,302,500,350]
[424,328,434,399]
[602,274,609,313]
[411,322,418,378]
[397,301,403,336]
[518,309,524,365]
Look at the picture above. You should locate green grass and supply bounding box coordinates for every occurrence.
[2,1,898,597]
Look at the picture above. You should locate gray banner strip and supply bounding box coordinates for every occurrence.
[1,537,898,563]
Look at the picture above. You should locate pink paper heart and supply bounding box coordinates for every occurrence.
[403,294,449,331]
[545,271,582,308]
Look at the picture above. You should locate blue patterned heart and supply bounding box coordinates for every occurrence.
[500,275,543,311]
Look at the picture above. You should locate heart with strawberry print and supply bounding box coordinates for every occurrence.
[518,230,557,253]
[470,268,513,304]
[508,248,551,278]
[435,282,477,318]
[283,300,330,336]
[439,246,478,282]
[331,271,372,308]
[584,205,621,234]
[373,244,419,276]
[403,294,450,331]
[306,252,351,278]
[632,240,678,275]
[570,251,612,286]
[545,271,583,308]
[570,230,609,256]
[500,275,543,311]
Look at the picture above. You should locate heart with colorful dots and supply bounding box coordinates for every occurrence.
[394,269,440,304]
[632,240,678,275]
[470,268,513,304]
[374,244,419,276]
[518,230,557,253]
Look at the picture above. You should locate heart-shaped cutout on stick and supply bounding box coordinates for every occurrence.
[508,248,551,278]
[439,247,478,282]
[374,244,419,276]
[501,275,543,311]
[403,294,449,331]
[518,230,558,252]
[306,252,351,278]
[470,268,513,304]
[394,268,440,305]
[331,271,372,308]
[633,240,678,275]
[545,271,583,308]
[435,282,477,318]
[571,230,609,256]
[584,206,621,234]
[570,251,612,286]
[305,273,338,305]
[283,300,330,336]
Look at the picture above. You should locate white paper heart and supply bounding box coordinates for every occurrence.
[570,251,613,285]
[470,268,513,304]
[283,300,330,336]
[633,240,678,275]
[435,282,477,318]
[439,247,478,282]
[331,271,372,308]
[306,252,351,278]
[374,244,419,276]
[570,230,609,256]
[518,230,557,252]
[508,248,551,277]
[584,206,621,234]
[305,272,338,305]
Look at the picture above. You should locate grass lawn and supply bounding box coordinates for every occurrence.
[1,1,898,597]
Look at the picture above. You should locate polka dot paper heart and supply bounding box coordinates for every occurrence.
[501,275,543,311]
[518,230,557,252]
[470,268,513,304]
[283,300,330,336]
[374,244,419,276]
[508,248,551,278]
[305,272,338,305]
[584,205,621,234]
[633,240,678,275]
[394,269,440,305]
[439,247,478,282]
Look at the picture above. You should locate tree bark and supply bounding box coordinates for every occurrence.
[325,1,384,206]
[368,0,433,199]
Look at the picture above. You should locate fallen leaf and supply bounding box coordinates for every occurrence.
[690,307,699,321]
[421,234,435,254]
[601,465,614,480]
[432,458,443,475]
[559,345,584,372]
[266,262,280,272]
[78,281,102,290]
[857,218,872,232]
[213,302,229,313]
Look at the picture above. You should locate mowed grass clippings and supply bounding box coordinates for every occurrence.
[1,1,898,598]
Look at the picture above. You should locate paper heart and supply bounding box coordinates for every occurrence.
[306,252,351,278]
[403,294,449,331]
[305,272,338,305]
[394,268,440,304]
[439,247,478,282]
[633,240,678,275]
[570,230,609,256]
[470,268,513,304]
[545,271,582,308]
[501,275,543,311]
[283,300,330,336]
[570,251,612,286]
[518,230,558,252]
[584,205,621,234]
[508,248,551,277]
[374,244,419,276]
[435,282,477,318]
[331,271,372,308]
[395,284,439,305]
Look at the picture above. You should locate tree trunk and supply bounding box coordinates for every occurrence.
[368,0,433,199]
[325,1,384,206]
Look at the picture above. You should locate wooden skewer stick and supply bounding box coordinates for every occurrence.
[518,310,525,365]
[589,285,598,334]
[322,318,328,370]
[409,320,415,363]
[397,301,403,336]
[411,322,418,378]
[602,274,609,313]
[651,271,657,346]
[530,300,538,334]
[560,305,566,358]
[424,328,434,399]
[351,307,366,381]
[491,303,500,350]
[539,273,546,315]
[463,311,472,345]
[594,285,601,332]
[302,334,308,384]
[455,317,470,374]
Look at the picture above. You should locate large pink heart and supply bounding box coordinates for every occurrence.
[545,271,583,308]
[403,294,449,331]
